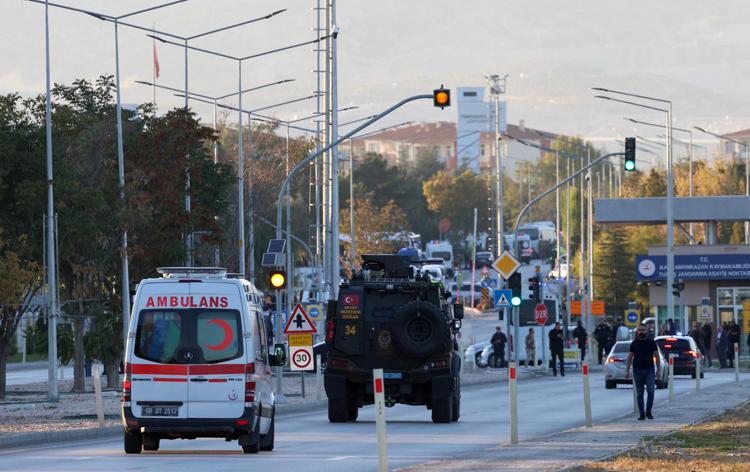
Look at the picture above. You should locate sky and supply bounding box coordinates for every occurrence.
[2,0,750,154]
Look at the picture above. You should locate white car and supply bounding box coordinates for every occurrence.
[420,264,444,283]
[464,341,490,367]
[122,267,286,454]
[604,340,668,389]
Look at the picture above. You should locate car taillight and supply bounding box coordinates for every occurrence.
[123,362,132,402]
[245,363,256,402]
[326,320,336,343]
[688,350,699,358]
[328,358,349,369]
[429,359,449,369]
[607,357,622,363]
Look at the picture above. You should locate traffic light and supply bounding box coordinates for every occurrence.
[672,281,684,297]
[624,137,636,171]
[269,270,287,290]
[433,86,450,109]
[527,274,541,302]
[507,273,522,306]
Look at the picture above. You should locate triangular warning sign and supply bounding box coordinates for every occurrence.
[496,293,510,307]
[284,304,318,334]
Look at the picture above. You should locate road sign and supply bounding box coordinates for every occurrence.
[625,311,639,327]
[571,300,606,316]
[481,288,490,302]
[290,346,314,371]
[284,304,318,334]
[307,304,324,321]
[534,303,548,325]
[481,278,498,289]
[492,250,521,280]
[494,289,512,308]
[699,305,713,321]
[288,333,313,347]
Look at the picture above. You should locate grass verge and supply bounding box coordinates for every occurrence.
[574,400,750,472]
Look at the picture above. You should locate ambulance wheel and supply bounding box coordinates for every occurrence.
[142,434,160,451]
[240,419,261,454]
[431,398,452,424]
[124,430,142,454]
[328,399,349,423]
[259,414,275,452]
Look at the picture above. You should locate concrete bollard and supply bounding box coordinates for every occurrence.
[582,361,592,427]
[509,361,518,445]
[735,343,740,382]
[372,368,388,472]
[632,378,638,413]
[93,365,105,428]
[668,354,675,402]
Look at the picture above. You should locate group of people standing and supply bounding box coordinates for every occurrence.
[689,320,744,368]
[593,318,631,364]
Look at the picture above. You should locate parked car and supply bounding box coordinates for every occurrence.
[654,335,704,378]
[475,251,493,268]
[604,340,668,389]
[464,341,490,367]
[313,341,329,372]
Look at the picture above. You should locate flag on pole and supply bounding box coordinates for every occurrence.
[153,42,160,79]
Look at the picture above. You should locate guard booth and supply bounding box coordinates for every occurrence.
[636,244,750,356]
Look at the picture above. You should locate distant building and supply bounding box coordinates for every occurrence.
[351,121,558,177]
[718,128,750,161]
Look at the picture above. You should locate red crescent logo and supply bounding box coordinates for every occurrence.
[206,319,234,351]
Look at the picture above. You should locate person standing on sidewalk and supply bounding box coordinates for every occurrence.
[573,320,588,362]
[727,321,740,368]
[594,320,612,364]
[490,326,507,368]
[626,323,661,421]
[689,322,705,363]
[525,327,536,367]
[549,322,565,376]
[717,323,728,368]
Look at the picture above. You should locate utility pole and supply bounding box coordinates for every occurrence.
[587,149,594,357]
[329,0,340,300]
[486,74,508,257]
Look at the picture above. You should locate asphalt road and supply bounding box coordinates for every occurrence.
[0,370,744,471]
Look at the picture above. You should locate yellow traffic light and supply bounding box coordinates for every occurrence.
[269,270,287,289]
[433,87,450,109]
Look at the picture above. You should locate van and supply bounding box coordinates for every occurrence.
[121,267,286,454]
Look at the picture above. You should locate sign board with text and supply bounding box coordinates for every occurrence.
[570,300,606,316]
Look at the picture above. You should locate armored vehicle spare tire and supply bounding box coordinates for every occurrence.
[391,300,447,358]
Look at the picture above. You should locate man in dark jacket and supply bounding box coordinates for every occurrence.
[717,323,728,368]
[594,320,612,364]
[490,326,508,368]
[549,322,565,376]
[701,322,713,367]
[689,322,705,359]
[573,320,588,362]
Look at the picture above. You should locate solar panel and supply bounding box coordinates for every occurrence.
[261,253,279,267]
[267,239,286,254]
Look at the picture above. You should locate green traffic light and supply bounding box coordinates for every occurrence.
[511,296,522,306]
[624,160,636,171]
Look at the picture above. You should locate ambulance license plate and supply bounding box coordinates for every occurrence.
[142,406,179,417]
[383,372,402,379]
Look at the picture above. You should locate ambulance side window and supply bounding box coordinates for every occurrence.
[255,311,268,364]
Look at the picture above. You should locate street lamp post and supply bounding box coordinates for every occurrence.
[150,33,330,280]
[695,126,750,244]
[485,74,509,259]
[29,0,190,364]
[594,88,675,328]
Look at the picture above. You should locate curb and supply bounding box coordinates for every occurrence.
[0,426,121,450]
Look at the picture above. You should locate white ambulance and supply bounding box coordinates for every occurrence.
[121,267,286,454]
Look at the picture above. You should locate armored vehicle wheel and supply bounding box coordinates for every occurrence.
[328,399,350,423]
[451,379,461,422]
[431,398,453,423]
[348,402,359,421]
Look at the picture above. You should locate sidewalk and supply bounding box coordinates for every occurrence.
[399,379,750,472]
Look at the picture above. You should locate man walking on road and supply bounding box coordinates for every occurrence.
[490,326,507,368]
[549,322,565,376]
[525,327,536,367]
[626,323,661,421]
[573,320,588,362]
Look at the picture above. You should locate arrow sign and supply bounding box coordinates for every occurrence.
[494,289,512,308]
[284,304,318,334]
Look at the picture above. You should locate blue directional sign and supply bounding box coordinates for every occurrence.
[494,289,513,308]
[625,311,639,327]
[481,278,498,289]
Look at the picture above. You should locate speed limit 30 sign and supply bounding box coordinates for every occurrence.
[290,346,314,371]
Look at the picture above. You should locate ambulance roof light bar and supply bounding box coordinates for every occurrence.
[157,267,228,278]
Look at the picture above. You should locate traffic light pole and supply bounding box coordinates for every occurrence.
[512,152,626,261]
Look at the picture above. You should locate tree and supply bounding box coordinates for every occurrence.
[593,227,635,318]
[340,198,407,264]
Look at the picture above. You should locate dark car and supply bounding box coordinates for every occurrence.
[475,251,493,268]
[324,254,463,424]
[655,335,704,378]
